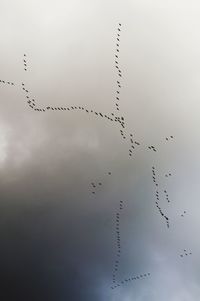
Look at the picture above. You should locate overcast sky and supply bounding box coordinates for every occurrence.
[1,1,200,300]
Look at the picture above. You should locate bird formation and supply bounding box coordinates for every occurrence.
[90,172,112,195]
[23,54,27,71]
[1,28,175,164]
[151,163,191,262]
[152,166,170,228]
[1,27,146,161]
[19,53,131,133]
[20,55,123,120]
[0,80,14,85]
[181,210,186,217]
[110,272,151,290]
[113,23,139,157]
[113,24,130,150]
[165,135,174,141]
[111,201,124,285]
[112,23,142,158]
[21,82,37,110]
[163,189,171,203]
[128,134,141,157]
[180,249,192,257]
[90,181,102,194]
[148,145,157,152]
[21,80,122,122]
[147,135,175,153]
[165,173,172,177]
[114,23,122,112]
[110,200,151,290]
[0,44,138,164]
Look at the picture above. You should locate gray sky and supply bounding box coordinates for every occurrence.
[1,1,200,300]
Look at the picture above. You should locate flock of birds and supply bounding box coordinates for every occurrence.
[112,200,124,285]
[180,249,192,258]
[110,200,151,290]
[151,165,188,227]
[90,172,111,195]
[110,272,151,290]
[0,40,176,162]
[152,166,170,228]
[166,136,174,141]
[148,145,157,152]
[114,23,122,112]
[23,54,28,71]
[0,22,193,291]
[181,210,187,217]
[163,189,171,203]
[113,24,142,158]
[151,166,192,262]
[109,161,191,290]
[0,80,14,85]
[89,170,152,290]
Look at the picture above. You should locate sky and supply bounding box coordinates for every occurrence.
[1,0,200,300]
